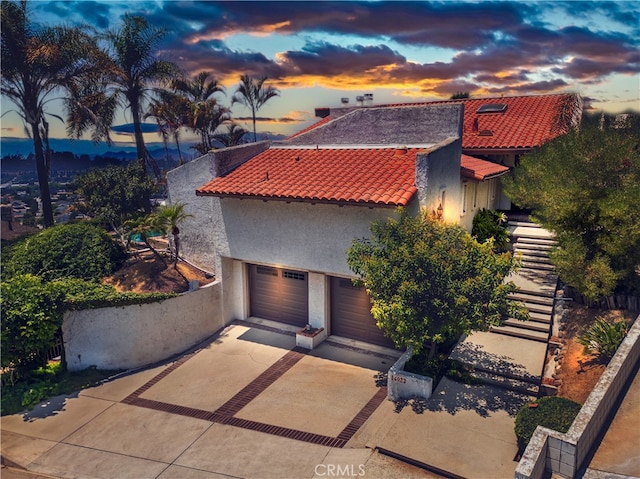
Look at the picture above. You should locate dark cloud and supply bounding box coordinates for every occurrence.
[235,117,304,123]
[278,42,406,76]
[37,1,122,29]
[30,1,639,104]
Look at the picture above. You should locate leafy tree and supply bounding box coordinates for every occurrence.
[450,91,470,99]
[1,275,66,378]
[4,223,126,282]
[1,0,102,227]
[75,161,157,235]
[347,209,527,357]
[503,125,640,300]
[232,75,280,142]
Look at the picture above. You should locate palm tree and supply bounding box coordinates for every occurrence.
[172,71,227,153]
[67,14,179,183]
[154,202,193,266]
[232,75,280,142]
[214,123,248,148]
[1,0,102,227]
[145,91,188,165]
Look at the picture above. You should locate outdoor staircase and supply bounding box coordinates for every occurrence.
[490,221,557,344]
[454,220,559,397]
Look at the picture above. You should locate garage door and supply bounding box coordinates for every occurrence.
[249,264,308,327]
[330,277,395,348]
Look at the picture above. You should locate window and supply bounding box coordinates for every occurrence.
[472,183,478,209]
[461,184,468,215]
[477,103,508,114]
[283,270,306,281]
[256,266,277,276]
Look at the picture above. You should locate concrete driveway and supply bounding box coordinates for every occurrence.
[1,320,528,478]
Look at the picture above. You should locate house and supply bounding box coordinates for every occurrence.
[167,102,509,348]
[314,92,583,214]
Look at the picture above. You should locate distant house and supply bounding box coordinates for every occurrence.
[167,102,511,348]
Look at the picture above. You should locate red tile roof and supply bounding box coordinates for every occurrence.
[460,154,509,181]
[312,93,580,151]
[196,146,419,207]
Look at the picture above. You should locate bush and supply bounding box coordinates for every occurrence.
[515,396,582,449]
[578,316,628,361]
[4,222,126,282]
[472,209,510,252]
[0,275,66,377]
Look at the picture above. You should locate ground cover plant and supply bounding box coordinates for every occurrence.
[515,396,582,449]
[1,362,119,416]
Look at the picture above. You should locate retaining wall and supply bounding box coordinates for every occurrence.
[63,281,225,371]
[515,315,640,479]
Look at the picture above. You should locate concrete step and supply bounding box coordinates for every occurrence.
[523,302,553,315]
[471,370,539,396]
[490,325,549,342]
[526,311,552,324]
[510,292,555,306]
[503,318,550,333]
[513,247,551,258]
[522,261,556,272]
[514,237,557,247]
[508,221,543,228]
[518,254,552,265]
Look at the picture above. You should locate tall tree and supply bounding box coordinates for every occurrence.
[502,124,640,300]
[232,75,279,142]
[1,0,101,227]
[214,123,248,148]
[67,14,179,183]
[171,72,228,154]
[347,209,527,357]
[145,91,187,165]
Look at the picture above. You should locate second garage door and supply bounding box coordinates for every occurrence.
[330,277,395,348]
[249,264,308,327]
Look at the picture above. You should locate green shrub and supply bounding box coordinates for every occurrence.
[4,222,126,282]
[472,209,510,252]
[0,275,66,377]
[578,316,628,361]
[53,277,177,310]
[515,396,582,449]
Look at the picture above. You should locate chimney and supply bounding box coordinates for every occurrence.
[341,97,349,106]
[364,93,373,107]
[356,95,364,106]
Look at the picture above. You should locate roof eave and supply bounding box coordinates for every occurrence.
[194,192,405,208]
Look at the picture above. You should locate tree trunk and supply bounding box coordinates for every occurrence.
[29,122,54,227]
[130,102,151,213]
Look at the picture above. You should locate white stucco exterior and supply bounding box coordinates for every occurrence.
[166,104,469,345]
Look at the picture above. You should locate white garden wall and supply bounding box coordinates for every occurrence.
[63,281,225,371]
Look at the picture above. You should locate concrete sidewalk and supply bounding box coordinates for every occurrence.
[1,322,526,478]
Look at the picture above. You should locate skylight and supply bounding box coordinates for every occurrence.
[477,103,508,114]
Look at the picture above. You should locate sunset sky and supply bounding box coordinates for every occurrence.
[1,0,639,144]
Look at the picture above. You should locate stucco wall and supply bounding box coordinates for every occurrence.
[62,282,225,371]
[214,198,403,277]
[415,137,463,223]
[166,142,270,273]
